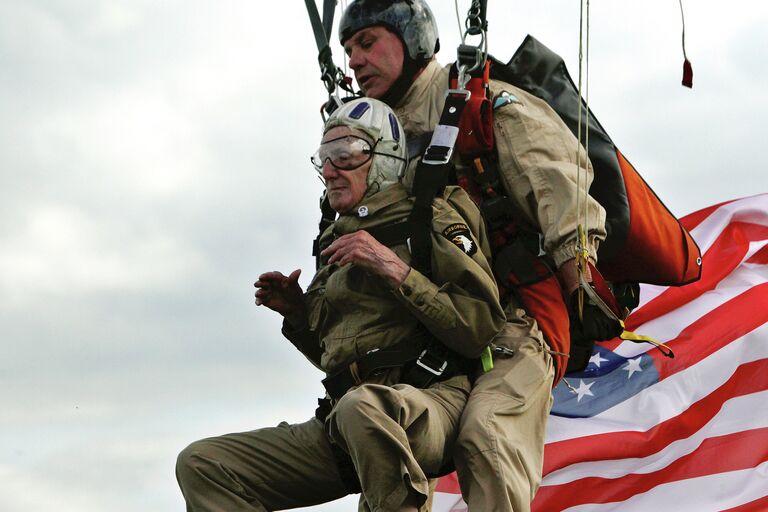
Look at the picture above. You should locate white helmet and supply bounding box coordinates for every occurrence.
[323,98,408,197]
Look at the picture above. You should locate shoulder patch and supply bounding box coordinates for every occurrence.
[493,90,521,110]
[443,223,477,256]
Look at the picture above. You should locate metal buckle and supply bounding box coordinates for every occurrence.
[421,146,454,166]
[416,349,448,376]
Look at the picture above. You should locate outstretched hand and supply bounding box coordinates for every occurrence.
[320,231,410,288]
[254,269,306,327]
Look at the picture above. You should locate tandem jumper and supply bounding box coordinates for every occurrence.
[303,0,701,385]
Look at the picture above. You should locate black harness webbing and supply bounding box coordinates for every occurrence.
[364,220,413,248]
[312,194,337,269]
[408,92,470,276]
[320,336,467,401]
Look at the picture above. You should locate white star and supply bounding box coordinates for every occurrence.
[589,352,609,368]
[622,357,643,379]
[574,379,595,402]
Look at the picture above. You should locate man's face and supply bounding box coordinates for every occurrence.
[343,26,405,99]
[320,126,371,214]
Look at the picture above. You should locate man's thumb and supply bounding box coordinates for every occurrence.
[288,269,302,283]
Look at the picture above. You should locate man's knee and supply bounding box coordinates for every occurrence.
[333,386,377,423]
[176,439,214,486]
[330,385,394,441]
[455,405,494,461]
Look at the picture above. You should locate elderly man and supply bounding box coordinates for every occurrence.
[337,1,609,511]
[176,98,505,511]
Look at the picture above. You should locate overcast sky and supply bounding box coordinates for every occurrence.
[1,1,766,511]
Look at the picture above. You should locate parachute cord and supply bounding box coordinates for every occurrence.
[584,0,591,243]
[454,0,463,39]
[574,0,591,316]
[341,0,349,95]
[679,0,693,88]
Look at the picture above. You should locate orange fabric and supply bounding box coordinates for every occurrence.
[598,150,702,286]
[515,275,571,385]
[454,61,494,157]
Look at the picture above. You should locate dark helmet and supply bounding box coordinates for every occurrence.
[339,0,440,63]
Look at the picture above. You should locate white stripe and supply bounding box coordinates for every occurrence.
[543,390,768,485]
[432,492,467,512]
[688,194,768,255]
[615,258,768,358]
[636,194,768,310]
[561,459,768,512]
[545,323,768,443]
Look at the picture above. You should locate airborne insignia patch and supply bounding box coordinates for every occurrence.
[443,223,477,256]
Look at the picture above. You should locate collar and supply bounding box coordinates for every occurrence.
[334,183,410,235]
[395,59,443,110]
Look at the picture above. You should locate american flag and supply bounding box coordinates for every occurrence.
[434,194,768,511]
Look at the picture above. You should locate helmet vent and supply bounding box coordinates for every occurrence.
[349,101,371,119]
[389,113,401,141]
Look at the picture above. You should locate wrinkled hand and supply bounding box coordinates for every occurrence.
[320,231,410,288]
[254,269,306,327]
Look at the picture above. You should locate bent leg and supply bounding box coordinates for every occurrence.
[176,418,349,512]
[454,324,554,512]
[328,375,470,512]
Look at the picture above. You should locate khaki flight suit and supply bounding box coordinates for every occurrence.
[393,60,607,511]
[176,183,506,512]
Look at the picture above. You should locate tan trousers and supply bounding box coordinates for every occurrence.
[176,377,469,512]
[453,323,555,512]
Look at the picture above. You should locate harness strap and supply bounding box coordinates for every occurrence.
[409,92,469,276]
[364,220,414,248]
[312,194,337,269]
[321,337,467,401]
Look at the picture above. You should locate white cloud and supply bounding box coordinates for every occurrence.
[0,203,205,306]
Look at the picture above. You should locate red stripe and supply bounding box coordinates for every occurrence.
[534,427,768,510]
[651,283,768,379]
[719,494,768,512]
[542,358,768,476]
[747,244,768,265]
[435,472,461,494]
[626,221,768,330]
[678,194,766,232]
[678,198,734,231]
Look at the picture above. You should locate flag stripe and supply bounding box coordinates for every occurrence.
[626,221,768,332]
[544,388,768,485]
[747,245,768,265]
[613,272,768,360]
[543,357,768,475]
[719,494,768,512]
[614,261,768,360]
[677,198,732,232]
[559,460,768,512]
[546,324,768,443]
[652,283,768,378]
[434,472,461,494]
[534,427,768,510]
[633,194,768,314]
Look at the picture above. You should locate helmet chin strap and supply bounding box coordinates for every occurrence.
[379,56,425,108]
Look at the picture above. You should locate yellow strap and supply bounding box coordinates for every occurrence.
[575,224,591,320]
[619,320,675,359]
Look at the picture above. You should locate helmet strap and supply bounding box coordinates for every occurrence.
[379,53,426,107]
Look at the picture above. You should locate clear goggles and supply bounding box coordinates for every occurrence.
[311,135,378,171]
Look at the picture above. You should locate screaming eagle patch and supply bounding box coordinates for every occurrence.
[443,223,477,256]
